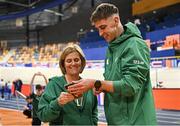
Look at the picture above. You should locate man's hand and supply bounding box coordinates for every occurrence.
[23,106,28,110]
[67,79,95,96]
[58,92,75,105]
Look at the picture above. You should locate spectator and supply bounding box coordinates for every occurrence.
[16,79,23,92]
[4,81,12,99]
[13,78,23,96]
[30,84,43,126]
[0,79,5,100]
[23,96,33,118]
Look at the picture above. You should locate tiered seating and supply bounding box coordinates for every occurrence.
[146,25,180,42]
[138,13,180,38]
[162,34,180,50]
[147,34,180,68]
[7,42,75,67]
[80,31,107,49]
[147,34,180,51]
[0,48,9,62]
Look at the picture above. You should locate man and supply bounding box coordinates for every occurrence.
[68,3,157,125]
[23,96,33,118]
[13,78,23,96]
[0,79,5,100]
[16,79,23,92]
[30,84,43,126]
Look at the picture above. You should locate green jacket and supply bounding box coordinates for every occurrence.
[31,93,41,118]
[37,76,98,125]
[104,22,157,125]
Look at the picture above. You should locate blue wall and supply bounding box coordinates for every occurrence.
[146,25,180,42]
[83,47,107,60]
[150,49,176,58]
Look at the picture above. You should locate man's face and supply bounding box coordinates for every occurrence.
[36,89,43,96]
[26,98,32,103]
[94,16,118,42]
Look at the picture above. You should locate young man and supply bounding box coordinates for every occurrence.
[68,3,157,125]
[23,96,33,118]
[0,79,5,100]
[30,84,43,126]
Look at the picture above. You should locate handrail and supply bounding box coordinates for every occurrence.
[151,56,180,60]
[30,72,48,93]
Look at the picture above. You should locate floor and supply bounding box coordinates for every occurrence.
[98,106,180,125]
[0,107,180,125]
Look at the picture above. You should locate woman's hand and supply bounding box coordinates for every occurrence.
[58,92,75,105]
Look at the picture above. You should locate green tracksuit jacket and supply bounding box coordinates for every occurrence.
[31,93,41,118]
[103,22,157,125]
[37,76,98,125]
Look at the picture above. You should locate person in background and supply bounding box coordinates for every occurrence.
[4,81,12,99]
[0,79,5,100]
[23,96,33,118]
[16,79,23,92]
[12,80,17,96]
[38,44,98,125]
[30,84,43,126]
[13,78,23,96]
[67,3,157,125]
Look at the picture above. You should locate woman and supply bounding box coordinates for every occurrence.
[37,44,98,125]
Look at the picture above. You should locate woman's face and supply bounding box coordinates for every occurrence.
[64,51,82,76]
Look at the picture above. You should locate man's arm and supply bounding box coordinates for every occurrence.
[68,40,150,97]
[67,79,114,95]
[98,80,114,92]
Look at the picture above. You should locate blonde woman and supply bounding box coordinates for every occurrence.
[38,44,98,125]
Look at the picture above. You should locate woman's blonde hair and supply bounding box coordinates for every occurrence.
[59,44,86,75]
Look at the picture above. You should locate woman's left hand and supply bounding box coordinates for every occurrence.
[58,92,75,105]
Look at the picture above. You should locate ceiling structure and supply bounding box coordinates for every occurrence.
[0,0,77,30]
[0,0,109,37]
[0,0,52,15]
[0,0,144,46]
[0,0,80,46]
[0,0,179,46]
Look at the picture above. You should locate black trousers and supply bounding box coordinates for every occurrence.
[23,109,31,118]
[1,86,4,98]
[32,117,41,126]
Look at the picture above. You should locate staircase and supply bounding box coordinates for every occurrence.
[0,96,26,111]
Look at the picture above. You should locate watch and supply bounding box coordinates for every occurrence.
[94,80,102,91]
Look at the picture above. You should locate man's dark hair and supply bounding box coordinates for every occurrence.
[90,3,119,23]
[35,84,42,90]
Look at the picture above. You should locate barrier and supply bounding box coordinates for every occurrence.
[153,88,180,110]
